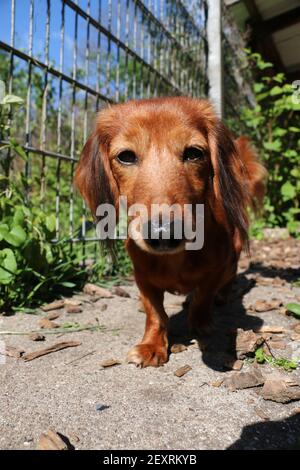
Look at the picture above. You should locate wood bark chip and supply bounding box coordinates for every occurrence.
[46,312,61,321]
[41,300,65,312]
[170,344,187,354]
[100,358,121,368]
[37,429,73,450]
[225,368,265,391]
[256,276,285,287]
[28,333,45,341]
[1,345,25,358]
[254,299,282,312]
[260,376,300,403]
[224,358,244,371]
[211,378,224,387]
[235,329,264,359]
[83,283,113,298]
[64,299,82,307]
[66,305,82,314]
[254,407,270,421]
[38,318,59,329]
[292,323,300,334]
[254,326,286,334]
[290,333,300,341]
[174,365,192,377]
[266,340,286,350]
[112,286,130,298]
[22,341,81,362]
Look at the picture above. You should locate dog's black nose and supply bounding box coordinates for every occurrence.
[142,218,184,252]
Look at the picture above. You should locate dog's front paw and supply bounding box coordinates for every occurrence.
[127,343,168,367]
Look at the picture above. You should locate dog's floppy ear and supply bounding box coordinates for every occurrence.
[75,130,118,218]
[208,120,249,252]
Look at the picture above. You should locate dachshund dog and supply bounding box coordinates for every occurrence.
[75,97,266,367]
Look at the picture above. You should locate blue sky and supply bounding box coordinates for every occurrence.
[0,0,130,77]
[0,0,206,100]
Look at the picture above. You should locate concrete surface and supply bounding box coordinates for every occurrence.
[0,239,300,450]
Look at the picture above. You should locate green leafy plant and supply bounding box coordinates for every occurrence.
[255,346,298,371]
[0,178,88,311]
[240,51,300,236]
[285,303,300,319]
[0,81,87,312]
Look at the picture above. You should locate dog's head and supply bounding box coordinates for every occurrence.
[75,97,251,254]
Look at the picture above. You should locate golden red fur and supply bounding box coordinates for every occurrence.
[75,97,266,367]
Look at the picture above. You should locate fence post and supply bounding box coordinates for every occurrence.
[207,0,223,117]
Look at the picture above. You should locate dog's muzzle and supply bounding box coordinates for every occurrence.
[142,218,184,252]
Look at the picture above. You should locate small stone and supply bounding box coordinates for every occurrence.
[279,307,289,316]
[100,358,121,368]
[101,304,108,312]
[83,283,113,298]
[112,286,130,298]
[37,429,72,450]
[171,344,187,354]
[96,403,109,411]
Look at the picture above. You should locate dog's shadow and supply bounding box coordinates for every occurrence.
[168,270,262,372]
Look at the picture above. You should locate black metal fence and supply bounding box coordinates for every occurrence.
[222,2,255,133]
[0,1,255,262]
[0,0,208,258]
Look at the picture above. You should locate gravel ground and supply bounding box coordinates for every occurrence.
[0,238,300,450]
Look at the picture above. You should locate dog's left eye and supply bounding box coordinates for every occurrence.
[183,147,205,162]
[116,150,137,165]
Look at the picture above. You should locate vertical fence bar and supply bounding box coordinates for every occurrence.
[55,0,65,241]
[105,0,112,98]
[81,0,91,263]
[207,0,223,117]
[115,0,121,102]
[132,2,137,98]
[96,0,102,102]
[40,0,51,206]
[8,0,15,95]
[25,0,34,188]
[124,0,129,100]
[69,2,78,241]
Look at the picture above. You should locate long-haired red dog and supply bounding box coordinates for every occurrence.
[75,97,265,367]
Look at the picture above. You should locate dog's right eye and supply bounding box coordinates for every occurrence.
[116,151,137,165]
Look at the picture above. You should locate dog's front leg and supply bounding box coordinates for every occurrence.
[127,281,168,367]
